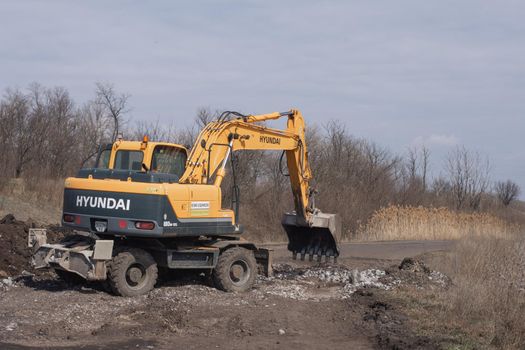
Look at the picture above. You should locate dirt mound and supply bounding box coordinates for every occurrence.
[398,257,430,273]
[0,214,68,277]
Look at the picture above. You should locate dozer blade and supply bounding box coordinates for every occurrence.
[282,212,341,262]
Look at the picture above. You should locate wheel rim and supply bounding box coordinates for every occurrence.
[125,263,147,289]
[228,259,250,286]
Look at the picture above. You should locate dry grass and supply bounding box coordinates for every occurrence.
[357,205,521,241]
[434,235,525,349]
[0,177,63,224]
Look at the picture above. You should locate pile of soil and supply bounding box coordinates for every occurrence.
[398,257,430,273]
[0,214,69,277]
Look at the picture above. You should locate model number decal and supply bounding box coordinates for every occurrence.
[163,221,178,227]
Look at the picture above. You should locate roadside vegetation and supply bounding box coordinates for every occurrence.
[358,205,521,241]
[448,235,525,348]
[0,82,522,241]
[393,234,525,349]
[1,82,524,349]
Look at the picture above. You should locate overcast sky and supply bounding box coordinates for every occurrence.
[1,1,524,191]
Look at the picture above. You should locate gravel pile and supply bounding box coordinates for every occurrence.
[428,270,450,287]
[340,269,392,298]
[261,264,398,300]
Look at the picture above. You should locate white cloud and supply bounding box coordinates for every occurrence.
[413,134,459,147]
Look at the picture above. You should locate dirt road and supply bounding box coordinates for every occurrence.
[270,240,454,262]
[0,241,453,350]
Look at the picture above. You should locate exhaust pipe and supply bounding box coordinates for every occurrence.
[282,212,341,262]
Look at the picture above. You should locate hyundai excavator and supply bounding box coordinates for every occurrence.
[29,109,340,296]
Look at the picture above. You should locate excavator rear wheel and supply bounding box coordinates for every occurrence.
[107,248,158,297]
[212,247,257,292]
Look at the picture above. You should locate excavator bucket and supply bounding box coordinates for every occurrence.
[282,212,341,262]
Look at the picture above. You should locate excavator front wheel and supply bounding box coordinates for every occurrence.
[212,247,257,292]
[107,248,158,297]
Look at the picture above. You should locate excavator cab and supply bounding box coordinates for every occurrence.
[87,139,188,178]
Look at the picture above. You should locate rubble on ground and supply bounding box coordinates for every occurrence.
[399,257,430,273]
[259,261,450,300]
[261,264,396,300]
[0,277,15,290]
[0,212,450,299]
[381,257,451,289]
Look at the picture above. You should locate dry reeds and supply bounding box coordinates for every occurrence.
[357,205,521,241]
[442,235,525,348]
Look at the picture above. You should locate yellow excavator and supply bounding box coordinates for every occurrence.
[29,109,340,296]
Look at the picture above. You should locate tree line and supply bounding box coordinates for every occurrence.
[0,83,521,238]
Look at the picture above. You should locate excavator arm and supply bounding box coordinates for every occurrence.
[179,109,340,261]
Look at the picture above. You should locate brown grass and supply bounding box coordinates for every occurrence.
[357,205,521,241]
[432,235,525,349]
[0,178,63,224]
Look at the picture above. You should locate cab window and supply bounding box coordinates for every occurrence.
[91,144,112,169]
[115,150,144,171]
[96,149,111,169]
[151,146,186,177]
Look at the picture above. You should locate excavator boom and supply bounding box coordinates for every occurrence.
[180,109,340,261]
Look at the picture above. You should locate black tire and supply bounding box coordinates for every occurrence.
[107,248,158,297]
[54,269,85,285]
[212,247,257,292]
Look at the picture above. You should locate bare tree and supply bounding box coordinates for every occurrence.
[132,119,179,143]
[446,146,490,210]
[431,177,451,198]
[495,180,521,207]
[195,107,217,128]
[38,86,78,177]
[421,146,430,190]
[1,88,50,178]
[77,100,113,167]
[177,108,221,148]
[399,145,430,205]
[95,82,130,141]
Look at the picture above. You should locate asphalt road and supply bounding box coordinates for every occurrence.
[268,240,455,263]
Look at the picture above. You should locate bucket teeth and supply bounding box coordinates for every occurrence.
[289,250,338,264]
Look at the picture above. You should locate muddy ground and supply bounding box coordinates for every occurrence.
[0,215,69,278]
[0,216,459,349]
[0,260,457,346]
